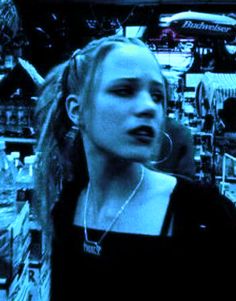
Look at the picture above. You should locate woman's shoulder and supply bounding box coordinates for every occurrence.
[173,175,233,207]
[146,169,177,192]
[172,175,235,212]
[170,175,236,236]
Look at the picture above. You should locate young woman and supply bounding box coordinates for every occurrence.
[34,36,236,300]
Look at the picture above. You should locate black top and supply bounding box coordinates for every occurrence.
[50,177,236,300]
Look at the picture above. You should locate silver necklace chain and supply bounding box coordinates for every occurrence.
[83,166,145,255]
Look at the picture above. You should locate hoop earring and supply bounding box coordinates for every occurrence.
[150,131,173,165]
[66,125,80,140]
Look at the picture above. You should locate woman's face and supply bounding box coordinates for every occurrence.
[82,44,165,162]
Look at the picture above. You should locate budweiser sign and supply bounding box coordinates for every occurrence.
[181,20,231,33]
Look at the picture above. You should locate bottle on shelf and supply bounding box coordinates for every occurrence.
[10,151,23,171]
[0,141,17,229]
[16,155,35,204]
[6,153,18,179]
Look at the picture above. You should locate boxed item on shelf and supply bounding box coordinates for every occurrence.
[29,220,47,263]
[0,253,30,301]
[0,201,30,282]
[0,230,11,282]
[29,251,51,301]
[11,202,30,274]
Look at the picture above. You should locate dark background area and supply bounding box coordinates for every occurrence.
[12,0,236,75]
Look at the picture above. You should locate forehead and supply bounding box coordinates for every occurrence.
[99,44,163,84]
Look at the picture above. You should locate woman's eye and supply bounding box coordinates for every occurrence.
[152,93,164,103]
[111,87,134,97]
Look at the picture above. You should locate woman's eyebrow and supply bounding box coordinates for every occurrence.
[109,78,138,84]
[108,78,164,87]
[151,81,165,89]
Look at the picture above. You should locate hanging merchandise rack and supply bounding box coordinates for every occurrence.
[195,72,236,118]
[220,152,236,205]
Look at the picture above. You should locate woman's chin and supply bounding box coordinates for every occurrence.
[106,148,152,163]
[124,153,152,163]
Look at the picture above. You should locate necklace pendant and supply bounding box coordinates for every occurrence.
[83,240,102,256]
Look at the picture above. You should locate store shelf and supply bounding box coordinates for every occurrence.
[0,137,36,144]
[225,190,236,203]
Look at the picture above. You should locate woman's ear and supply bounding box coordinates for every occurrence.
[65,94,81,126]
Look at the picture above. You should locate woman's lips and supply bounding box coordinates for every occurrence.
[128,126,155,144]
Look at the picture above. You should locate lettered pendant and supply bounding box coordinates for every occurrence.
[83,240,102,256]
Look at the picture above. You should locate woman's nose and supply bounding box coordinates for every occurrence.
[134,92,159,119]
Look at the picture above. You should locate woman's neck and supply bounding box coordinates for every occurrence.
[81,134,145,212]
[88,159,143,206]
